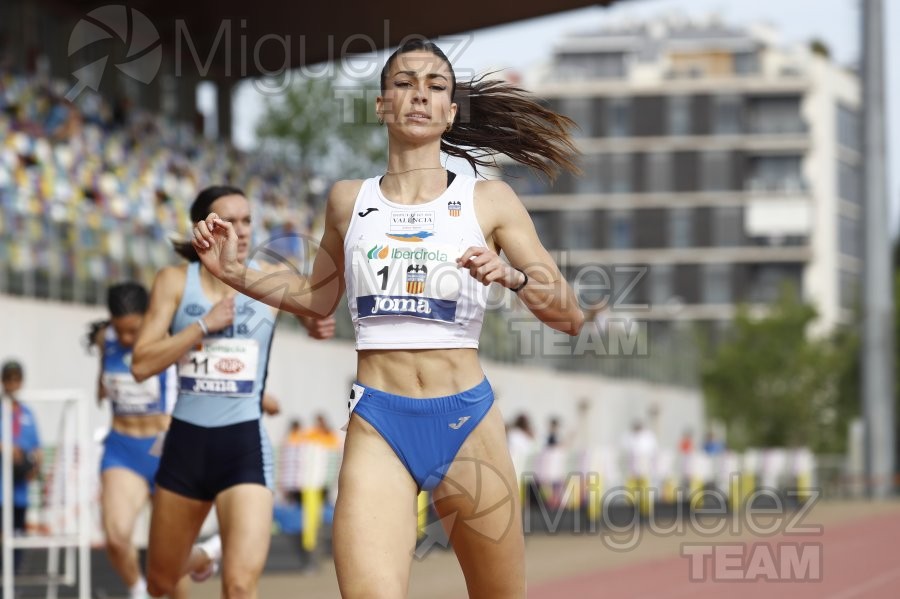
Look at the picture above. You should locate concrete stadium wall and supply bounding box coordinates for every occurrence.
[0,294,703,449]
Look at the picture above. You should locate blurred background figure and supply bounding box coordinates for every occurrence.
[508,414,537,459]
[89,281,190,599]
[679,429,695,455]
[278,418,305,505]
[0,360,41,574]
[508,413,540,508]
[622,420,658,491]
[300,414,340,450]
[546,417,562,448]
[284,418,304,447]
[703,430,726,456]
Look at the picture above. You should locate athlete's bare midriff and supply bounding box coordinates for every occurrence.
[111,413,171,437]
[356,348,484,398]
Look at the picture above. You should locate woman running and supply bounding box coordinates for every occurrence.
[132,185,333,598]
[89,282,195,599]
[192,40,583,598]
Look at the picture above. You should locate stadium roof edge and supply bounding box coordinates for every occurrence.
[39,0,623,80]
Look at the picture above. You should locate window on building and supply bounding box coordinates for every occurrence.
[839,214,861,258]
[747,96,804,134]
[712,206,743,247]
[556,51,627,80]
[646,152,673,193]
[746,155,805,192]
[713,95,742,135]
[667,95,692,136]
[561,96,593,138]
[701,151,732,191]
[609,210,634,249]
[503,164,550,196]
[612,265,645,307]
[650,263,674,306]
[733,51,760,75]
[607,97,631,137]
[562,210,595,249]
[839,269,860,310]
[668,207,693,248]
[837,104,860,151]
[575,154,605,194]
[837,160,861,204]
[746,264,802,303]
[703,263,732,304]
[530,212,557,249]
[609,153,632,193]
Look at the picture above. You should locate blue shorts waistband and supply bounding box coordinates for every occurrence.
[353,377,492,415]
[106,429,160,442]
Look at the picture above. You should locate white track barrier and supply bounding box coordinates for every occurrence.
[2,390,91,599]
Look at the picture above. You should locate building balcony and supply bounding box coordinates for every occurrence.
[555,246,811,266]
[574,134,809,154]
[747,120,807,135]
[630,303,770,321]
[743,177,807,194]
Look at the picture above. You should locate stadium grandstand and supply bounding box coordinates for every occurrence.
[0,72,320,303]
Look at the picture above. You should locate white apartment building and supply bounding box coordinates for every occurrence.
[505,16,862,342]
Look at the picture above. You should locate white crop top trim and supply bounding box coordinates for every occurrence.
[343,173,490,350]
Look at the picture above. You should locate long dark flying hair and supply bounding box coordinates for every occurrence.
[172,185,246,262]
[380,39,580,180]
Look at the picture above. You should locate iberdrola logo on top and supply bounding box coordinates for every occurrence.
[367,245,390,260]
[66,5,162,101]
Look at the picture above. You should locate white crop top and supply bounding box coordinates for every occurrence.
[343,173,490,350]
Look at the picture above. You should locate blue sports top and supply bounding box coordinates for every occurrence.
[170,262,276,427]
[102,327,175,416]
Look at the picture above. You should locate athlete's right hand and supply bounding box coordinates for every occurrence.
[301,315,337,340]
[193,213,238,281]
[203,296,236,333]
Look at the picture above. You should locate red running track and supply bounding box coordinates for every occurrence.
[529,510,900,599]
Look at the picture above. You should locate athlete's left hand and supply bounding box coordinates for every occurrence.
[262,393,281,416]
[457,246,526,289]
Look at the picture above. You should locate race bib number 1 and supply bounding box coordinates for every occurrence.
[178,338,259,396]
[352,243,463,323]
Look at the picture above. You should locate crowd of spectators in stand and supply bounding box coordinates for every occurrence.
[0,70,324,295]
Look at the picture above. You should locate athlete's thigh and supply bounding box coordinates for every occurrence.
[101,467,150,537]
[432,404,526,599]
[333,414,419,599]
[146,486,212,582]
[215,483,273,581]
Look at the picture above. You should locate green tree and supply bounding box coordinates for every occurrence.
[809,38,831,59]
[702,286,858,453]
[828,322,861,452]
[256,72,387,183]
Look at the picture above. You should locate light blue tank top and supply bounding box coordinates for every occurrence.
[170,262,276,427]
[102,328,176,417]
